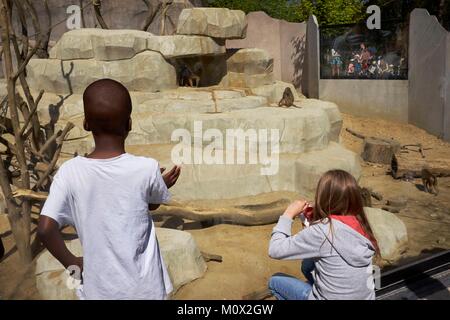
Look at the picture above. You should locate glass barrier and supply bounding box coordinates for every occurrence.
[320,21,408,80]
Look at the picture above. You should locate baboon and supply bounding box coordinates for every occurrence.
[179,64,200,87]
[278,87,301,108]
[359,187,372,207]
[422,168,438,195]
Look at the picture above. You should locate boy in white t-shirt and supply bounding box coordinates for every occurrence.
[37,79,181,299]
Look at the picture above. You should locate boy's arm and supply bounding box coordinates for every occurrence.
[37,216,82,271]
[148,165,181,211]
[38,165,80,271]
[160,166,181,189]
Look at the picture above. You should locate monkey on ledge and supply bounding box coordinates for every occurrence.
[278,87,301,108]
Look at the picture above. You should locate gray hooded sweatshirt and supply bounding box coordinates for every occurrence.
[269,215,376,300]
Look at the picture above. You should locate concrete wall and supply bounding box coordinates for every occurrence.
[227,11,306,91]
[302,15,320,99]
[446,31,450,142]
[409,9,450,141]
[319,80,409,122]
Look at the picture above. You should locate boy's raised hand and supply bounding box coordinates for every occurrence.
[283,200,308,220]
[160,165,181,189]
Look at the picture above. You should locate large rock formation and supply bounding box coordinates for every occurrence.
[35,228,207,300]
[22,15,362,219]
[29,28,232,94]
[177,8,247,39]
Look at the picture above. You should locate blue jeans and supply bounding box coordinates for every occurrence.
[268,259,315,300]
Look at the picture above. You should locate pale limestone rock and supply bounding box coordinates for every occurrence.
[215,96,268,112]
[177,8,247,39]
[298,99,343,143]
[221,72,274,88]
[49,29,151,61]
[35,228,207,299]
[27,51,177,94]
[49,29,96,60]
[50,29,225,61]
[221,49,275,88]
[131,106,332,153]
[157,228,207,293]
[147,35,225,58]
[155,142,361,201]
[135,99,215,114]
[287,142,362,198]
[364,207,408,262]
[226,49,274,75]
[213,90,245,99]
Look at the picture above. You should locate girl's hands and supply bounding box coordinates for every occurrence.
[283,200,309,220]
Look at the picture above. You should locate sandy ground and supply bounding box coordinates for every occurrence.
[1,113,449,300]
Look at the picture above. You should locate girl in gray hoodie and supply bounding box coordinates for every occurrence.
[268,169,379,300]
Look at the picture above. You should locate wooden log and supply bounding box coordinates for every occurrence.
[361,137,400,164]
[391,154,450,179]
[12,188,48,201]
[201,252,223,263]
[153,202,285,226]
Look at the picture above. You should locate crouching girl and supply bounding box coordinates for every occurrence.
[268,169,379,300]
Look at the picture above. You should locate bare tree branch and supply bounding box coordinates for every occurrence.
[34,122,74,190]
[93,0,109,29]
[19,90,44,137]
[142,0,162,31]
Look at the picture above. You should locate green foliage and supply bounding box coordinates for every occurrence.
[205,0,366,26]
[367,0,450,30]
[205,0,449,29]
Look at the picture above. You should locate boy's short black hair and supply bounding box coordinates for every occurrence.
[83,79,132,136]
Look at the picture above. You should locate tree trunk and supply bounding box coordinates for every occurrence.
[141,0,162,31]
[36,0,52,59]
[0,0,32,264]
[361,137,400,164]
[153,203,284,226]
[93,0,108,29]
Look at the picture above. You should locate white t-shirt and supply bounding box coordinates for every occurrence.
[41,153,173,299]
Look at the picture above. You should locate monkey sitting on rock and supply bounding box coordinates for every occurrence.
[278,87,301,109]
[179,64,200,88]
[422,168,438,195]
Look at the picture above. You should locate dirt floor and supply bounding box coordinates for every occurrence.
[1,113,449,300]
